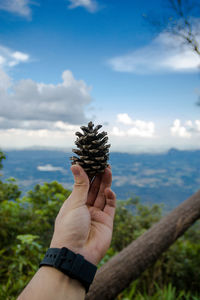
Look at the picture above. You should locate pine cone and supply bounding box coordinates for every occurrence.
[70,121,110,178]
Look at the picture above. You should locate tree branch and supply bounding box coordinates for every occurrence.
[86,190,200,300]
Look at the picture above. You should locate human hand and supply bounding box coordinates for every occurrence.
[50,164,116,265]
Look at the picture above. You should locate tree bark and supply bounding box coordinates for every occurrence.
[86,190,200,300]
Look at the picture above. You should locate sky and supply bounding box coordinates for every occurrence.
[0,0,200,152]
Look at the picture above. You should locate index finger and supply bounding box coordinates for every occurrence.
[93,167,112,210]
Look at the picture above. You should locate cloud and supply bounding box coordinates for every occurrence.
[170,119,200,138]
[0,69,92,129]
[195,120,200,131]
[0,68,11,90]
[117,113,133,125]
[37,164,65,172]
[0,0,33,18]
[0,118,82,131]
[0,127,81,149]
[54,121,80,131]
[67,0,98,12]
[1,120,200,151]
[111,113,155,138]
[0,45,29,68]
[171,119,191,138]
[108,30,200,74]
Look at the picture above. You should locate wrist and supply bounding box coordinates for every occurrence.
[39,247,97,293]
[50,240,98,266]
[40,266,86,292]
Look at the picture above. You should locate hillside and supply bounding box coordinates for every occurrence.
[1,148,200,210]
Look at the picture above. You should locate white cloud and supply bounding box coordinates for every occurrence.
[112,113,155,138]
[0,0,32,18]
[0,60,93,149]
[117,113,133,125]
[37,164,65,172]
[195,120,200,131]
[54,121,80,131]
[170,119,200,138]
[0,45,29,68]
[0,69,92,129]
[68,0,98,12]
[108,30,200,74]
[112,126,126,137]
[185,120,193,127]
[171,119,191,138]
[0,128,77,149]
[1,119,200,152]
[12,51,29,62]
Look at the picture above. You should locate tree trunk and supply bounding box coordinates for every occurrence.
[86,190,200,300]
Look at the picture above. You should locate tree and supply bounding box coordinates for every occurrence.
[145,0,200,56]
[0,179,71,298]
[167,0,200,56]
[0,150,6,170]
[0,151,21,201]
[144,0,200,105]
[86,189,200,300]
[1,175,200,298]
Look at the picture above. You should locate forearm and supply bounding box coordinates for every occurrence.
[17,266,86,300]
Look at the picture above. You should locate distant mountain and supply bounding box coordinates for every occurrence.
[1,149,200,211]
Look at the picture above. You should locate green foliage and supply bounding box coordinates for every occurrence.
[0,150,5,170]
[0,161,71,298]
[109,198,200,299]
[0,151,21,202]
[111,197,162,251]
[0,178,21,202]
[1,152,200,299]
[23,181,71,245]
[0,234,43,299]
[117,281,200,300]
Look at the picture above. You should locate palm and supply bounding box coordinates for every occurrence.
[83,168,115,264]
[51,165,116,266]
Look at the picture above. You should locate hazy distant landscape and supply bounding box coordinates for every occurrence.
[2,148,200,210]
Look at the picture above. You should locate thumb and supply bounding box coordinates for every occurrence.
[70,164,89,204]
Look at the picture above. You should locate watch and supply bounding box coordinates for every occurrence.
[39,247,97,292]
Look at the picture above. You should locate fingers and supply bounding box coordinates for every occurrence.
[87,173,102,206]
[69,164,112,210]
[70,164,89,205]
[103,188,116,219]
[93,167,112,210]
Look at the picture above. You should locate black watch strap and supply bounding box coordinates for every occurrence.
[39,247,97,292]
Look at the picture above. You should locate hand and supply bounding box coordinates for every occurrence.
[50,164,116,265]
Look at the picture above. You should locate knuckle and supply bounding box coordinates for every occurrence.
[74,182,89,188]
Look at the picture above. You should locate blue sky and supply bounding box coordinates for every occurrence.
[0,0,199,152]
